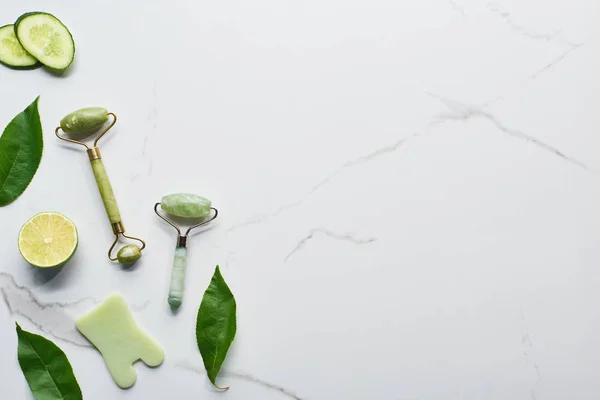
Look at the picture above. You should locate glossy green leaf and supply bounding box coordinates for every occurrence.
[16,323,83,400]
[0,97,43,206]
[196,266,237,389]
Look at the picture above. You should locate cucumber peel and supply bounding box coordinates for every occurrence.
[14,12,75,70]
[0,24,39,68]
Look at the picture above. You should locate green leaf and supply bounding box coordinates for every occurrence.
[0,96,43,206]
[196,265,237,390]
[16,323,83,400]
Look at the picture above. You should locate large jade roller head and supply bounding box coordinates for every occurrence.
[55,107,146,264]
[154,194,218,310]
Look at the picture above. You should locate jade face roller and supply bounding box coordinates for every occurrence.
[55,107,146,264]
[154,194,218,309]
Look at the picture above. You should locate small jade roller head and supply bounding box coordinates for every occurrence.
[154,194,219,310]
[117,245,142,265]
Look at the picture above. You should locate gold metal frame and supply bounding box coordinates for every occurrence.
[55,112,118,150]
[154,203,218,247]
[108,231,147,261]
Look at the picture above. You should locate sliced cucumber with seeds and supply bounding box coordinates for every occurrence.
[15,12,75,70]
[0,25,39,68]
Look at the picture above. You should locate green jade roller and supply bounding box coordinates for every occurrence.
[154,194,218,309]
[55,107,146,264]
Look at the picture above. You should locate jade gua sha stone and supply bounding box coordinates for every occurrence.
[76,292,164,388]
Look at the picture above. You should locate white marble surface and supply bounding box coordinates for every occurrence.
[1,0,600,398]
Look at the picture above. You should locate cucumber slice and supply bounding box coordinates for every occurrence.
[0,25,39,68]
[15,12,75,70]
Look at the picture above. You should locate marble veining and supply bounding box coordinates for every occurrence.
[2,0,600,398]
[447,0,466,16]
[227,200,305,233]
[487,2,563,43]
[527,42,584,80]
[229,80,592,238]
[0,272,95,347]
[0,272,148,348]
[429,92,592,171]
[227,33,592,238]
[176,362,306,400]
[284,229,377,262]
[519,309,541,400]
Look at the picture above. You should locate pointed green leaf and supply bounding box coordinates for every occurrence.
[0,96,43,206]
[16,323,83,400]
[196,266,237,389]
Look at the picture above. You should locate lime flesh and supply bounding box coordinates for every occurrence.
[18,212,78,268]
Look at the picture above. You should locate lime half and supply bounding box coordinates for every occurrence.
[18,212,78,268]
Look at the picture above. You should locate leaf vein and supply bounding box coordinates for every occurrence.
[21,332,66,399]
[0,143,23,194]
[0,148,9,176]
